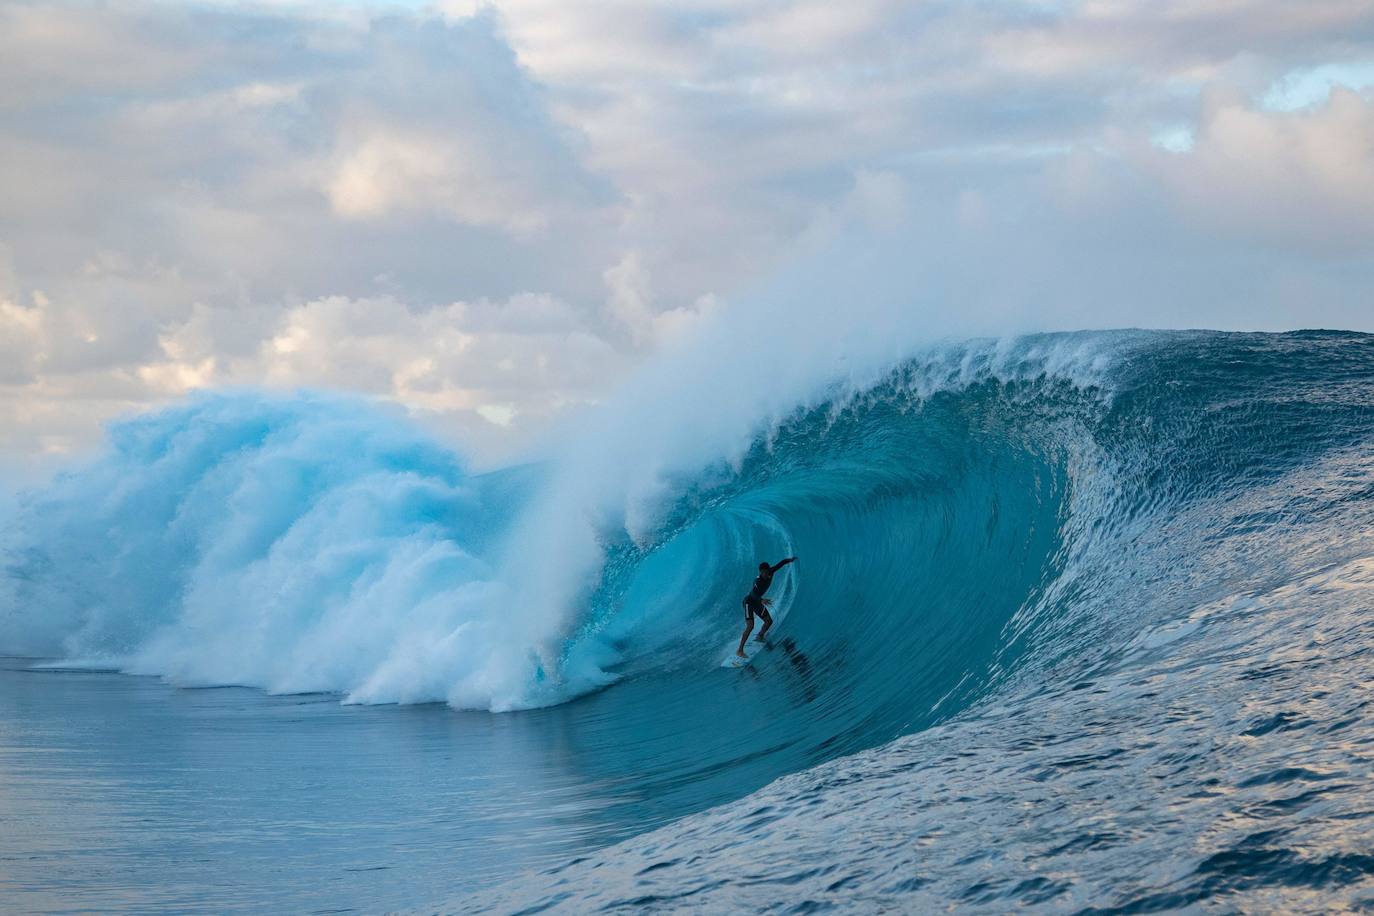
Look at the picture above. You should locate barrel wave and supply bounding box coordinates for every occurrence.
[5,330,1374,910]
[1,334,1114,726]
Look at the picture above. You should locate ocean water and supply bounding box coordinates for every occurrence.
[2,330,1374,912]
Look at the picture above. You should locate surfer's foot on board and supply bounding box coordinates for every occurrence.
[735,649,748,659]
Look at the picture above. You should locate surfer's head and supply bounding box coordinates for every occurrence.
[759,562,770,572]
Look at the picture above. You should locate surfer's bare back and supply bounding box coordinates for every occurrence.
[738,557,797,658]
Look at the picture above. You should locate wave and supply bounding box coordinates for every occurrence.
[459,328,1374,912]
[0,332,1120,711]
[5,328,1374,911]
[2,332,1370,752]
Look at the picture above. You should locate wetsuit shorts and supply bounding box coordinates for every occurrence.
[743,596,767,618]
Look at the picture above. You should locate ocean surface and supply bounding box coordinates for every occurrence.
[2,330,1373,912]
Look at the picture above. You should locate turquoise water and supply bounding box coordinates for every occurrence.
[3,330,1374,912]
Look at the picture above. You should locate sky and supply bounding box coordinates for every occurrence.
[2,0,1373,470]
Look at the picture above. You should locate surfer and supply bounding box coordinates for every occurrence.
[737,557,797,658]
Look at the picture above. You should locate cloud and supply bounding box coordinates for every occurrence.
[2,0,1374,471]
[0,4,636,468]
[1147,86,1374,247]
[315,12,608,233]
[322,125,559,233]
[602,252,717,349]
[0,2,207,108]
[0,293,45,386]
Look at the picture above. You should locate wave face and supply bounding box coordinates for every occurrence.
[5,330,1374,908]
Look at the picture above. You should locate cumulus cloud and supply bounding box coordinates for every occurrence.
[1147,87,1374,247]
[2,0,1374,471]
[315,13,607,234]
[0,4,631,470]
[0,2,207,107]
[602,252,717,349]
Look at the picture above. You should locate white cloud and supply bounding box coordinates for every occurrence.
[1143,87,1374,247]
[3,0,1374,469]
[0,3,206,107]
[323,126,554,233]
[0,293,46,385]
[603,252,717,349]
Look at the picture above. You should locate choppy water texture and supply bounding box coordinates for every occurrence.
[3,330,1374,913]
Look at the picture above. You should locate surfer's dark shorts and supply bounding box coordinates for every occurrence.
[743,596,767,619]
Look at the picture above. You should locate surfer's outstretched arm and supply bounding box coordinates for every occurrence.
[769,557,797,573]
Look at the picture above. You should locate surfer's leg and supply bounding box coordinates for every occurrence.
[737,607,754,658]
[755,606,772,641]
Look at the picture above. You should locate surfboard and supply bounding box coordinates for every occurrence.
[720,612,783,669]
[721,645,763,669]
